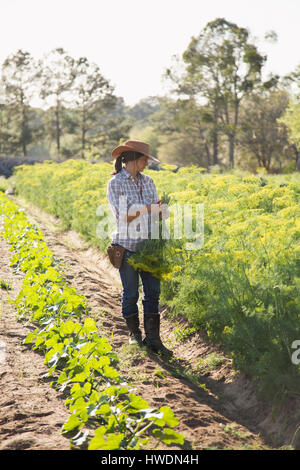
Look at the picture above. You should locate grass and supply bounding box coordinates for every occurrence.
[0,176,11,193]
[196,352,230,373]
[0,278,12,291]
[117,342,149,384]
[12,195,66,234]
[172,324,197,343]
[153,366,167,380]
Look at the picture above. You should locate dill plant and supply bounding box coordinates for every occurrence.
[160,173,300,400]
[127,192,184,280]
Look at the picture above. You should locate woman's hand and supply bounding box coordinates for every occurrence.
[126,203,169,223]
[146,203,161,215]
[150,202,170,220]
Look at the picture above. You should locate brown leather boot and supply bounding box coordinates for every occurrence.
[143,313,173,356]
[125,314,143,345]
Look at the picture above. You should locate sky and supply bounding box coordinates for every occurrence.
[1,0,300,106]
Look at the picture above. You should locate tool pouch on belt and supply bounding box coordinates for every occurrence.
[106,244,125,269]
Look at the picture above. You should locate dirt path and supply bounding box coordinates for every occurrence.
[0,196,294,450]
[0,235,70,450]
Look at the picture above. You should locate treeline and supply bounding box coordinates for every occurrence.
[147,19,300,173]
[0,47,132,160]
[1,18,300,173]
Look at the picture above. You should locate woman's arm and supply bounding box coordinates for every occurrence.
[126,204,159,222]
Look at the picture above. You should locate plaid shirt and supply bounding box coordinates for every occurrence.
[106,167,160,252]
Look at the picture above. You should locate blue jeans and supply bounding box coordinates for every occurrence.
[119,249,161,319]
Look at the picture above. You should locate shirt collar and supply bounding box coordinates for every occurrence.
[120,167,142,181]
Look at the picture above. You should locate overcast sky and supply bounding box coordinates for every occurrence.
[1,0,299,106]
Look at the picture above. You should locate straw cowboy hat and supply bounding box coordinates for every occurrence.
[112,140,160,164]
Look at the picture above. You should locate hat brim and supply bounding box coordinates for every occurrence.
[112,145,160,164]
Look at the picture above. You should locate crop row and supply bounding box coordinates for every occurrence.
[0,193,184,450]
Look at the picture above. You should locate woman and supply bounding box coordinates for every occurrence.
[106,140,172,356]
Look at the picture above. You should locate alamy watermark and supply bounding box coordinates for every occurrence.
[96,198,204,250]
[291,340,300,365]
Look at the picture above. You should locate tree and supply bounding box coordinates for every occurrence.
[128,96,161,124]
[150,96,219,167]
[70,57,116,157]
[279,63,300,171]
[280,101,300,171]
[39,48,75,156]
[90,97,132,160]
[238,89,292,172]
[168,18,267,168]
[1,50,41,156]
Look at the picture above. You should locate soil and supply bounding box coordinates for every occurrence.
[0,195,299,451]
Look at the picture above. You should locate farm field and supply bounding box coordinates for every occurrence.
[2,0,300,454]
[0,161,300,450]
[13,161,300,400]
[0,194,184,451]
[0,195,270,451]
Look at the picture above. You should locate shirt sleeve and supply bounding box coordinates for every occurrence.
[150,178,159,203]
[107,178,122,220]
